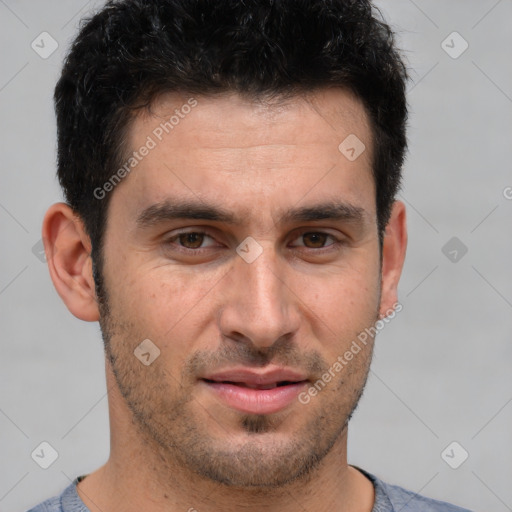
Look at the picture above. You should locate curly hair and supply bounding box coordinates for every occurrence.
[54,0,408,288]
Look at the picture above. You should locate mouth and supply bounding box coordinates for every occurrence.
[202,379,303,390]
[199,368,309,415]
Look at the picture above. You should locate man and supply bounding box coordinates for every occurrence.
[28,0,472,511]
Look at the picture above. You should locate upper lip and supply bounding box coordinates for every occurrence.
[201,367,309,387]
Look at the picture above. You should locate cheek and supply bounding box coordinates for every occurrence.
[307,256,380,310]
[297,260,380,351]
[109,263,224,349]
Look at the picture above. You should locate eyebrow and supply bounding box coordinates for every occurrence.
[135,199,366,229]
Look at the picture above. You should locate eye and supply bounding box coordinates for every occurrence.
[290,231,338,249]
[166,231,218,250]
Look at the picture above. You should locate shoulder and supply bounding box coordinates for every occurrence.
[26,495,62,512]
[376,478,473,512]
[353,466,474,512]
[25,476,88,512]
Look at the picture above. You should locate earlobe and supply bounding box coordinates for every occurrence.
[379,200,407,317]
[42,202,100,322]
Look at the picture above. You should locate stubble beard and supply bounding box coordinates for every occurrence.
[96,280,376,489]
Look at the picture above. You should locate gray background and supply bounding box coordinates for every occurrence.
[1,1,511,511]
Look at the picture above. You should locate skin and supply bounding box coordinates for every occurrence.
[43,88,407,512]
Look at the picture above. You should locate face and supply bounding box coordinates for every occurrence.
[98,89,386,487]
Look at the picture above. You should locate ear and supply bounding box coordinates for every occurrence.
[42,202,100,322]
[379,200,407,317]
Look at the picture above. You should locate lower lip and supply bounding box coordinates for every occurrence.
[202,381,308,415]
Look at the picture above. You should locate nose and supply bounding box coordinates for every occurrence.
[217,245,301,350]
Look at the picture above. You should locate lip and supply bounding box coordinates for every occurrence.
[200,366,309,415]
[202,381,308,415]
[202,367,309,387]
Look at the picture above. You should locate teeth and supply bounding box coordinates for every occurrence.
[246,383,278,390]
[225,382,278,389]
[214,380,300,389]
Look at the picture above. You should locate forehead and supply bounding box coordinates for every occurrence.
[134,88,371,150]
[113,88,375,224]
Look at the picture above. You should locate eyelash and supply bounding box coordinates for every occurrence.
[163,229,345,255]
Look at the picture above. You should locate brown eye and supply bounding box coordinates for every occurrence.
[178,232,205,248]
[301,232,330,248]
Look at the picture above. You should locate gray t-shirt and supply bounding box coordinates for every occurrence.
[26,467,473,512]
